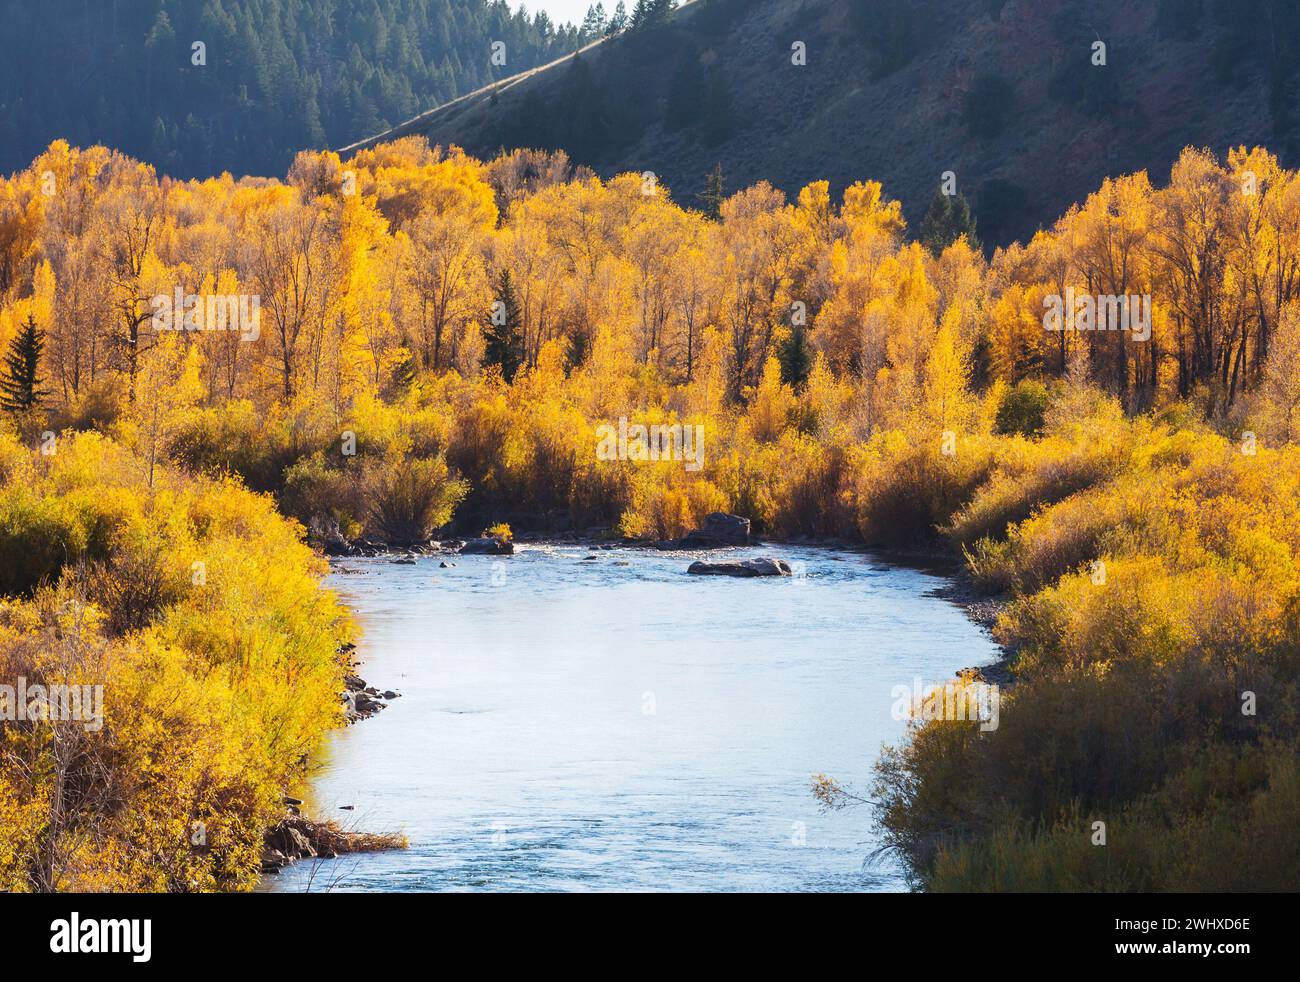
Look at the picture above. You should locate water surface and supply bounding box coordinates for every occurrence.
[268,544,998,892]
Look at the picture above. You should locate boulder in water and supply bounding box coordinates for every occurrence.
[687,557,791,577]
[459,536,514,555]
[308,514,354,556]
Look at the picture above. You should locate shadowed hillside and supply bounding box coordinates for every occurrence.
[0,0,597,180]
[342,0,1300,246]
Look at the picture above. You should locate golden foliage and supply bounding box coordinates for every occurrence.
[0,428,351,891]
[5,136,1300,891]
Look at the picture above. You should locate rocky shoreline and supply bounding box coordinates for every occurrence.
[339,641,401,723]
[926,576,1015,687]
[262,813,408,875]
[309,515,518,558]
[260,642,404,876]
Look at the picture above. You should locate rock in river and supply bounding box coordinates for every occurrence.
[459,536,514,555]
[687,557,792,577]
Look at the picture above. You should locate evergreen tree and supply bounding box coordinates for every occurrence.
[562,54,611,160]
[698,163,726,219]
[778,324,813,389]
[608,1,629,34]
[918,190,979,255]
[581,3,608,38]
[649,0,677,26]
[484,270,524,383]
[0,0,591,180]
[0,315,48,413]
[631,0,674,30]
[390,351,417,392]
[963,71,1016,137]
[852,0,936,78]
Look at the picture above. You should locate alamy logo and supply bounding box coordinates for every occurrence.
[50,913,151,962]
[151,288,261,341]
[1043,288,1151,341]
[595,417,705,472]
[891,676,1000,732]
[0,677,103,732]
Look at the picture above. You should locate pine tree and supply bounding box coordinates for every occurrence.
[778,324,813,389]
[698,163,725,219]
[390,351,417,392]
[631,0,674,30]
[562,54,610,160]
[581,3,608,39]
[649,0,676,26]
[918,190,979,255]
[484,270,524,383]
[1,0,588,180]
[0,315,49,413]
[607,2,629,35]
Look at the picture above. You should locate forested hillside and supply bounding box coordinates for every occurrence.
[370,0,1300,246]
[0,0,594,179]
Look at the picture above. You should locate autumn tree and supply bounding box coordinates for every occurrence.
[98,160,164,404]
[921,314,971,433]
[1258,302,1300,441]
[404,206,489,372]
[246,191,336,400]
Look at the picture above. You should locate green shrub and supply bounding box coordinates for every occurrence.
[280,452,366,537]
[0,491,114,595]
[994,380,1050,436]
[363,454,468,544]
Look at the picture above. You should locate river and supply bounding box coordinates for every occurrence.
[266,543,999,892]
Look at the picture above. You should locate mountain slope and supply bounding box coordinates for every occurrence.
[0,0,595,180]
[342,0,1300,245]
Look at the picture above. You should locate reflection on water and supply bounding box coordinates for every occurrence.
[267,544,998,892]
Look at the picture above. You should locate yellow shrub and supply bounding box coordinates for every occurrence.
[0,432,352,891]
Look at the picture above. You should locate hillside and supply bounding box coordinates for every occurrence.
[0,0,595,180]
[342,0,1300,245]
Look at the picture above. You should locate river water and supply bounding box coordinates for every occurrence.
[266,543,998,892]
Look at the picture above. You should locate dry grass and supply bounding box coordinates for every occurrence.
[282,815,408,855]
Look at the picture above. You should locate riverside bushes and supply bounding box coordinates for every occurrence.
[865,402,1300,891]
[361,453,468,543]
[0,427,351,891]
